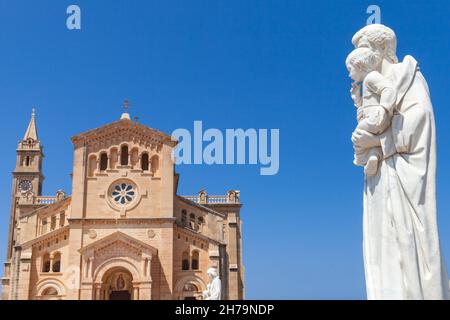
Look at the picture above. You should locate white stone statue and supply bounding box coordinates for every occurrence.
[348,24,450,300]
[202,267,221,300]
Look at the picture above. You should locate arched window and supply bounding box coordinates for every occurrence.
[42,253,51,273]
[189,213,196,230]
[181,210,187,227]
[100,153,108,171]
[52,252,61,272]
[182,252,190,271]
[191,251,199,270]
[120,145,129,166]
[151,155,159,175]
[88,155,97,177]
[141,153,149,171]
[25,156,31,167]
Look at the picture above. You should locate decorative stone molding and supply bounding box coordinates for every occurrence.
[71,119,176,151]
[69,217,176,226]
[88,229,97,239]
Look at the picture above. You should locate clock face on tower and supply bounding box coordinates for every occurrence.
[18,180,33,193]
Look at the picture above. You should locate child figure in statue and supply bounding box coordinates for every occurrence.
[346,47,397,176]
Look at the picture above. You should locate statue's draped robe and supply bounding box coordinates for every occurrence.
[206,278,221,300]
[363,55,450,299]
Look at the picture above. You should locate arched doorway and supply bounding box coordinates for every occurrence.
[40,287,60,300]
[182,283,201,300]
[175,277,207,300]
[36,279,66,300]
[101,267,133,300]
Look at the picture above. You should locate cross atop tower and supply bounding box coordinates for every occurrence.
[120,99,131,120]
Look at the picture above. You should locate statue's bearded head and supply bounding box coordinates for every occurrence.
[352,24,398,64]
[207,267,218,279]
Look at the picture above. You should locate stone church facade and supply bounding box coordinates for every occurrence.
[1,108,244,300]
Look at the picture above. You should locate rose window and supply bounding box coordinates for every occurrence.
[111,182,136,205]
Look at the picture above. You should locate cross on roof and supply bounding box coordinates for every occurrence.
[123,99,130,113]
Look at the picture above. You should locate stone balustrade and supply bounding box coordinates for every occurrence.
[182,190,240,205]
[36,196,57,205]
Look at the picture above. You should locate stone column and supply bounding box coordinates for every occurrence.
[96,158,100,174]
[147,256,152,278]
[138,254,153,300]
[141,254,152,279]
[95,285,101,300]
[137,154,142,170]
[84,256,93,280]
[49,253,54,272]
[108,154,113,170]
[88,257,93,279]
[141,258,147,278]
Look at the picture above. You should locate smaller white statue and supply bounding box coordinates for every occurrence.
[202,267,221,300]
[345,47,397,176]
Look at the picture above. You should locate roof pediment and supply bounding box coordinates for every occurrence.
[71,118,177,148]
[79,231,157,255]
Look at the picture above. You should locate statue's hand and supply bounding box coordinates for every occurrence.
[350,83,362,108]
[352,128,381,149]
[356,108,364,122]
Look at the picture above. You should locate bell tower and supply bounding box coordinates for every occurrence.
[6,109,44,259]
[14,108,44,197]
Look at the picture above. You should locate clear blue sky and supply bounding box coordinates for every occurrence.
[0,0,449,299]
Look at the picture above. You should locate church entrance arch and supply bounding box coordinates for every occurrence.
[101,267,133,300]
